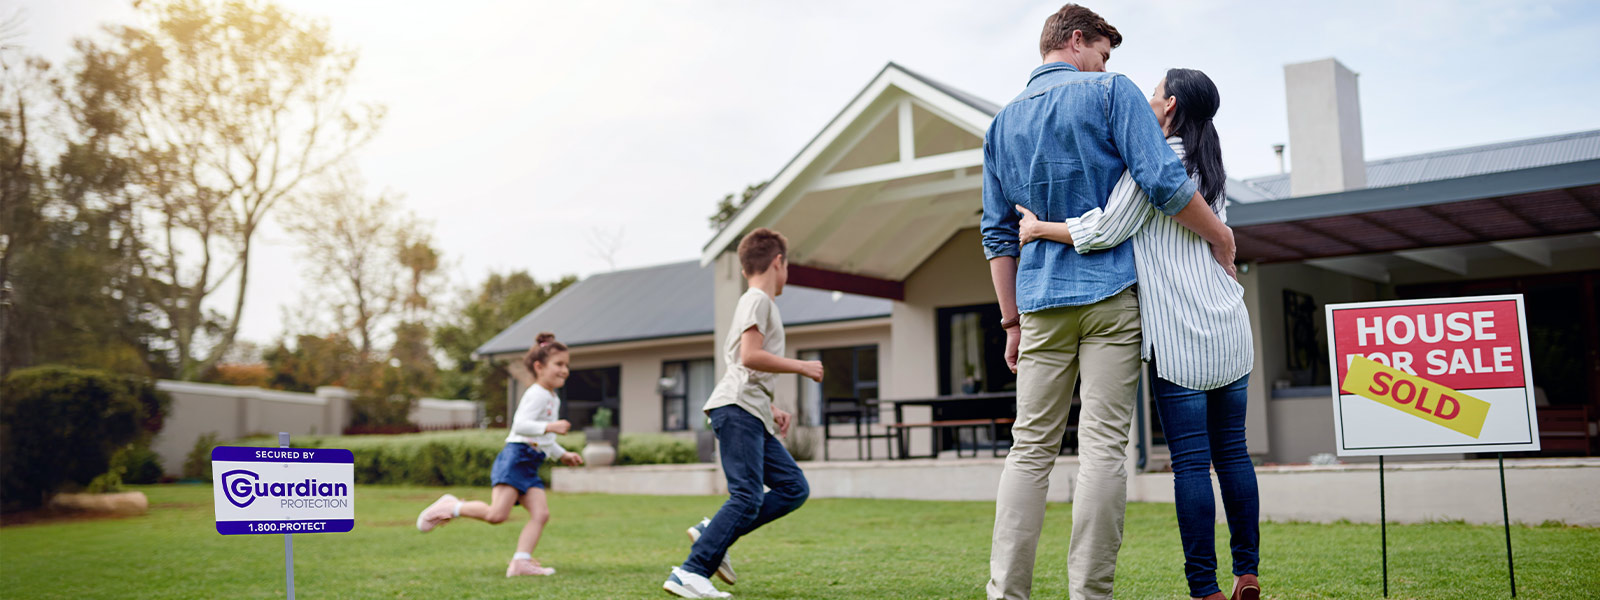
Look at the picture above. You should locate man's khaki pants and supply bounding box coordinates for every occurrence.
[988,288,1142,600]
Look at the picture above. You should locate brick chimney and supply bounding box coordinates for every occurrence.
[1284,58,1366,196]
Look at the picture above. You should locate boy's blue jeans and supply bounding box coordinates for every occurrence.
[682,406,809,578]
[1151,372,1259,598]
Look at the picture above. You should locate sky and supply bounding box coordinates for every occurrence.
[12,0,1600,349]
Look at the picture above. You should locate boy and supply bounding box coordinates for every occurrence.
[663,228,824,599]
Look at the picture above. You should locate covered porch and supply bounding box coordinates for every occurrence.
[700,63,1081,463]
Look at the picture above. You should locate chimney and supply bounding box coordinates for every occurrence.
[1284,58,1366,196]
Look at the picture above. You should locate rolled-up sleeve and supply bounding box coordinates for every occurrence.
[1109,75,1197,216]
[980,128,1020,260]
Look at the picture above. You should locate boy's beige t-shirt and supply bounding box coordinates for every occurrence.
[701,287,785,436]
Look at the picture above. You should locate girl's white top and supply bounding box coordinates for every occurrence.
[506,383,568,459]
[1064,137,1253,391]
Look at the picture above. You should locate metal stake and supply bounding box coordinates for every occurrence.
[1499,453,1516,598]
[1379,455,1388,598]
[279,432,295,600]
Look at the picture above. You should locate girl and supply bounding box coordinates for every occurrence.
[416,332,585,577]
[1016,69,1261,600]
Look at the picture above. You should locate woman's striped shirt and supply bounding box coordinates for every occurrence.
[1064,137,1253,391]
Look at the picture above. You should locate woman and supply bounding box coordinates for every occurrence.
[1015,68,1260,600]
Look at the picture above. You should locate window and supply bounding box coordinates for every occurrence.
[937,304,1016,396]
[797,345,879,426]
[558,366,620,430]
[661,358,715,431]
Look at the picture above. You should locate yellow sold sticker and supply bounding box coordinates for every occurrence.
[1342,355,1491,438]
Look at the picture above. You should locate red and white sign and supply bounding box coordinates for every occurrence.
[1325,295,1540,456]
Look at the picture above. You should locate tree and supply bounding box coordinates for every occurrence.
[75,0,384,379]
[433,271,575,422]
[707,181,768,230]
[283,172,407,359]
[1,18,168,378]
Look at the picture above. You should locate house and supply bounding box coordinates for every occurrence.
[478,59,1600,465]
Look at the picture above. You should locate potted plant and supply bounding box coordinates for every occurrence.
[582,407,619,467]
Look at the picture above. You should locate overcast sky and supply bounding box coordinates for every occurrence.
[14,0,1600,348]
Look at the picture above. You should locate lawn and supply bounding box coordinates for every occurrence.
[1,485,1596,599]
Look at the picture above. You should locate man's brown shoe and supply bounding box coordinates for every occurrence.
[1231,574,1261,600]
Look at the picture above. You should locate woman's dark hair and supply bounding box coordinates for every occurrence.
[522,332,567,378]
[1163,68,1225,205]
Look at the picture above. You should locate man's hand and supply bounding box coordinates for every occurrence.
[546,419,572,435]
[1210,227,1238,280]
[798,360,824,383]
[1004,326,1021,373]
[772,405,793,438]
[560,452,584,467]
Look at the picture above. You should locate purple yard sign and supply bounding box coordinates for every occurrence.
[211,446,356,535]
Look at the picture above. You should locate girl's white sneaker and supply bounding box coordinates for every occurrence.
[506,558,556,577]
[415,494,459,532]
[663,567,731,598]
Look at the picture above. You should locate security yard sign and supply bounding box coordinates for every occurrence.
[1325,295,1540,456]
[212,445,355,535]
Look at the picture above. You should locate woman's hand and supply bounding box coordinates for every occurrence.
[561,452,584,467]
[1016,204,1042,245]
[546,419,571,435]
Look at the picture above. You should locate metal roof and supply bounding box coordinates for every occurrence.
[1228,129,1600,203]
[475,260,892,357]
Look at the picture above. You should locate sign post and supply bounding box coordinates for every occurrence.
[213,433,354,599]
[1325,294,1539,598]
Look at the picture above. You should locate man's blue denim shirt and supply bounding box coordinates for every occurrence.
[981,62,1197,314]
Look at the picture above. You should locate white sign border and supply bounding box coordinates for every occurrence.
[1324,293,1541,456]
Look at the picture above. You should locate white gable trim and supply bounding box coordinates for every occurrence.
[700,64,993,266]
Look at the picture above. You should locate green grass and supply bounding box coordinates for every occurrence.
[2,485,1596,599]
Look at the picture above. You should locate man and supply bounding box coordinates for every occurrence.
[980,5,1236,600]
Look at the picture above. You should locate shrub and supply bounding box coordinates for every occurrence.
[183,433,221,481]
[616,433,697,466]
[0,367,163,511]
[111,443,165,485]
[231,430,586,487]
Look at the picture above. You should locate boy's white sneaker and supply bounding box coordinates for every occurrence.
[415,493,459,532]
[663,567,730,599]
[687,517,737,585]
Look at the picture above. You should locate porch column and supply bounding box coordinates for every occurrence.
[1239,264,1273,459]
[712,250,745,380]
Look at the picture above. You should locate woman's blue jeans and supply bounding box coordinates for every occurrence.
[1152,371,1259,597]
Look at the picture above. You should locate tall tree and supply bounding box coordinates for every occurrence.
[282,172,406,360]
[76,0,384,379]
[707,181,768,230]
[1,17,166,378]
[433,271,575,422]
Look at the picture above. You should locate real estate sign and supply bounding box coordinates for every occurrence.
[1325,295,1540,456]
[212,446,356,535]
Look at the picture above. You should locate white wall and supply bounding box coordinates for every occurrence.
[152,381,477,476]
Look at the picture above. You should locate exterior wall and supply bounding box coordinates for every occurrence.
[564,339,718,435]
[544,322,893,438]
[893,227,996,400]
[152,381,475,476]
[1249,262,1381,463]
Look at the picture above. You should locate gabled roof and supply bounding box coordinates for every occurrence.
[1227,129,1600,203]
[475,261,892,357]
[701,62,996,263]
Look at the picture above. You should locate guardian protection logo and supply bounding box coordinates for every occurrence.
[222,469,351,509]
